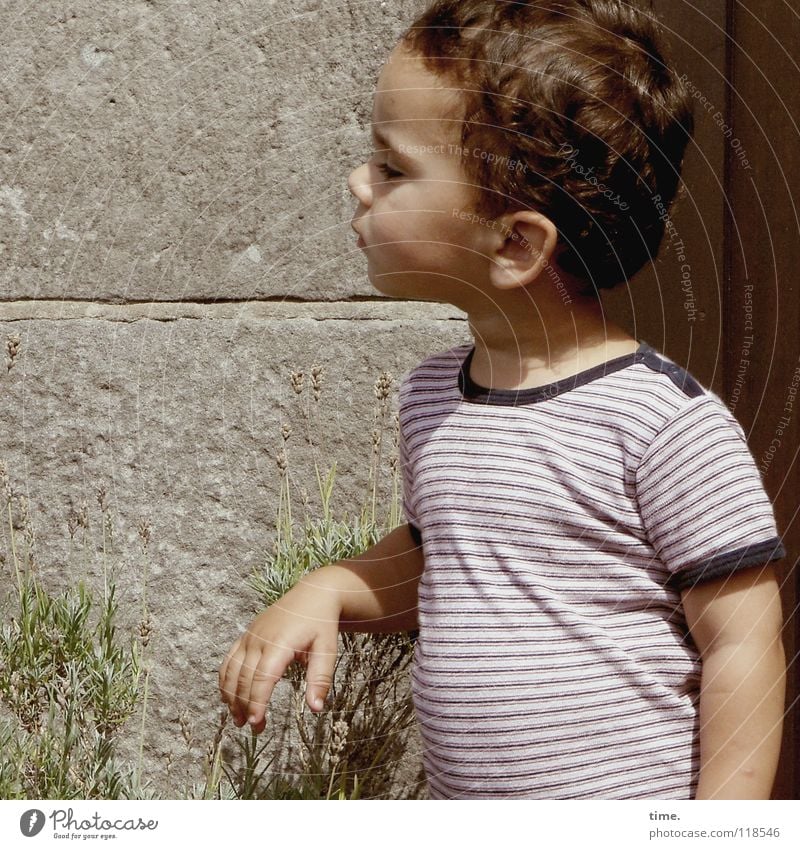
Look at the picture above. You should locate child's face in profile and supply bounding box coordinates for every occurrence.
[348,43,499,310]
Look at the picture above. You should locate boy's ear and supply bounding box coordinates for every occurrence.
[488,211,559,291]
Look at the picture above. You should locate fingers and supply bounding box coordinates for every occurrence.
[217,612,341,734]
[245,650,293,728]
[218,634,293,731]
[219,639,245,722]
[220,645,250,726]
[305,634,338,713]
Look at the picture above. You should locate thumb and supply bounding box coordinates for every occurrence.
[305,634,337,712]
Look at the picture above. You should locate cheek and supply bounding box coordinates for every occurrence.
[370,206,476,263]
[371,228,464,275]
[371,181,467,232]
[363,177,489,280]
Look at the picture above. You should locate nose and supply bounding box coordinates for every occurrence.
[347,162,372,208]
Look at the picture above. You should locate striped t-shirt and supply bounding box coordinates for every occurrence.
[399,339,785,800]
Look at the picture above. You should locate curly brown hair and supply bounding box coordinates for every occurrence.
[400,0,695,295]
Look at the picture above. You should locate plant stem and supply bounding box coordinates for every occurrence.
[135,665,151,790]
[7,500,22,598]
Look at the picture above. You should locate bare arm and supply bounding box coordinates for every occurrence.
[682,564,786,799]
[219,523,424,732]
[304,522,424,633]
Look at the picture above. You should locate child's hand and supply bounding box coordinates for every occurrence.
[218,575,341,734]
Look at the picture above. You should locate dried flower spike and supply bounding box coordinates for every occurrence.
[329,718,350,768]
[276,450,288,476]
[311,365,324,401]
[374,372,393,402]
[137,518,151,548]
[291,371,305,395]
[179,712,193,747]
[139,617,153,648]
[5,334,21,372]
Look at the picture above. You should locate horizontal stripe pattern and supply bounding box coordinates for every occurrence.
[399,342,784,799]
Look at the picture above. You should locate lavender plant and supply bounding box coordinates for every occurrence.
[202,367,425,800]
[0,460,149,800]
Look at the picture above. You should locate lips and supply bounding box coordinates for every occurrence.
[352,221,366,249]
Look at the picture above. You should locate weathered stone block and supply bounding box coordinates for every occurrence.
[0,302,467,797]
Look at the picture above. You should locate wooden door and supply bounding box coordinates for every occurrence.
[604,0,799,799]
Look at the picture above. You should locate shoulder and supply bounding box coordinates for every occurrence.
[650,389,747,450]
[634,341,707,402]
[621,342,742,447]
[668,389,747,440]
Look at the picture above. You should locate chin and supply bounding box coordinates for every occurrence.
[374,280,433,303]
[369,280,407,299]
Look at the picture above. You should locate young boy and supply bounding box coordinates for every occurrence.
[219,0,787,799]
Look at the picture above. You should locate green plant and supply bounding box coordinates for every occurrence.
[0,459,149,800]
[203,369,424,800]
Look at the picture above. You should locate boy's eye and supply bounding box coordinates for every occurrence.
[374,162,403,180]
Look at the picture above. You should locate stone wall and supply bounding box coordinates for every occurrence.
[1,0,468,797]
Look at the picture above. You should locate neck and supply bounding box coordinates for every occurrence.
[465,285,638,389]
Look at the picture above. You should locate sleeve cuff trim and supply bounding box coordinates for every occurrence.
[670,536,786,591]
[408,522,423,546]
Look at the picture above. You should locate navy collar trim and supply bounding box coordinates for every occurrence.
[458,340,657,405]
